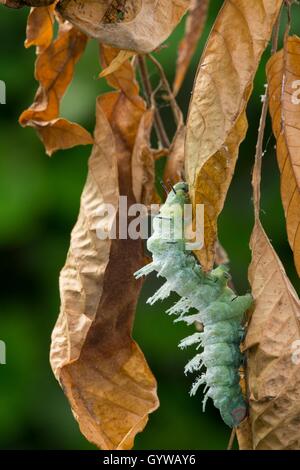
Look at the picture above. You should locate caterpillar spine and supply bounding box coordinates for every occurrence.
[135,182,253,427]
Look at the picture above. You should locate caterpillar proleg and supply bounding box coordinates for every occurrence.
[134,182,253,427]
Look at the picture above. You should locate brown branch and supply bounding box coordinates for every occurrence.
[0,0,54,7]
[252,12,281,218]
[148,53,183,126]
[137,55,170,149]
[284,0,293,42]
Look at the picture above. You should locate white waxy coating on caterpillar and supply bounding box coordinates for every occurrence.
[134,182,253,427]
[135,183,252,427]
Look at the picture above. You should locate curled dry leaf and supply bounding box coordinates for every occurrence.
[185,0,283,270]
[173,0,209,96]
[99,49,134,78]
[25,6,55,52]
[99,44,142,106]
[50,50,159,450]
[243,219,300,449]
[32,117,93,155]
[57,0,189,53]
[19,20,93,156]
[267,35,300,277]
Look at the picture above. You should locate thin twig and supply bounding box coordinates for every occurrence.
[148,53,183,126]
[137,55,170,148]
[252,12,281,218]
[284,0,292,42]
[272,8,282,54]
[227,427,236,450]
[252,90,270,218]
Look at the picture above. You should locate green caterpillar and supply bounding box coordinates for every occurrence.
[135,182,252,427]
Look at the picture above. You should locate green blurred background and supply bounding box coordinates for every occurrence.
[0,1,299,450]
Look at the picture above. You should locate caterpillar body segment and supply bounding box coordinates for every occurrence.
[134,182,253,427]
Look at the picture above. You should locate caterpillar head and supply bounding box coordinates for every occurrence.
[165,182,189,207]
[149,182,189,252]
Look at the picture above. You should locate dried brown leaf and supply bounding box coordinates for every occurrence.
[25,5,55,52]
[56,0,111,26]
[34,117,94,155]
[99,49,134,78]
[242,41,300,448]
[57,0,189,53]
[185,0,283,270]
[99,44,143,107]
[267,35,300,277]
[50,100,119,378]
[236,417,253,450]
[19,21,93,155]
[50,52,158,450]
[173,0,209,96]
[244,219,300,449]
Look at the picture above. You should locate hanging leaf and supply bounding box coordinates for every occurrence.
[236,415,253,450]
[99,49,134,78]
[99,44,143,107]
[57,0,190,53]
[267,35,300,277]
[31,117,93,155]
[240,44,300,448]
[25,5,55,52]
[173,0,209,96]
[243,219,300,449]
[50,49,159,450]
[19,20,93,156]
[185,0,283,270]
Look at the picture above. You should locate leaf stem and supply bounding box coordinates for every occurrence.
[137,55,170,148]
[252,13,281,218]
[283,0,292,42]
[148,53,183,126]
